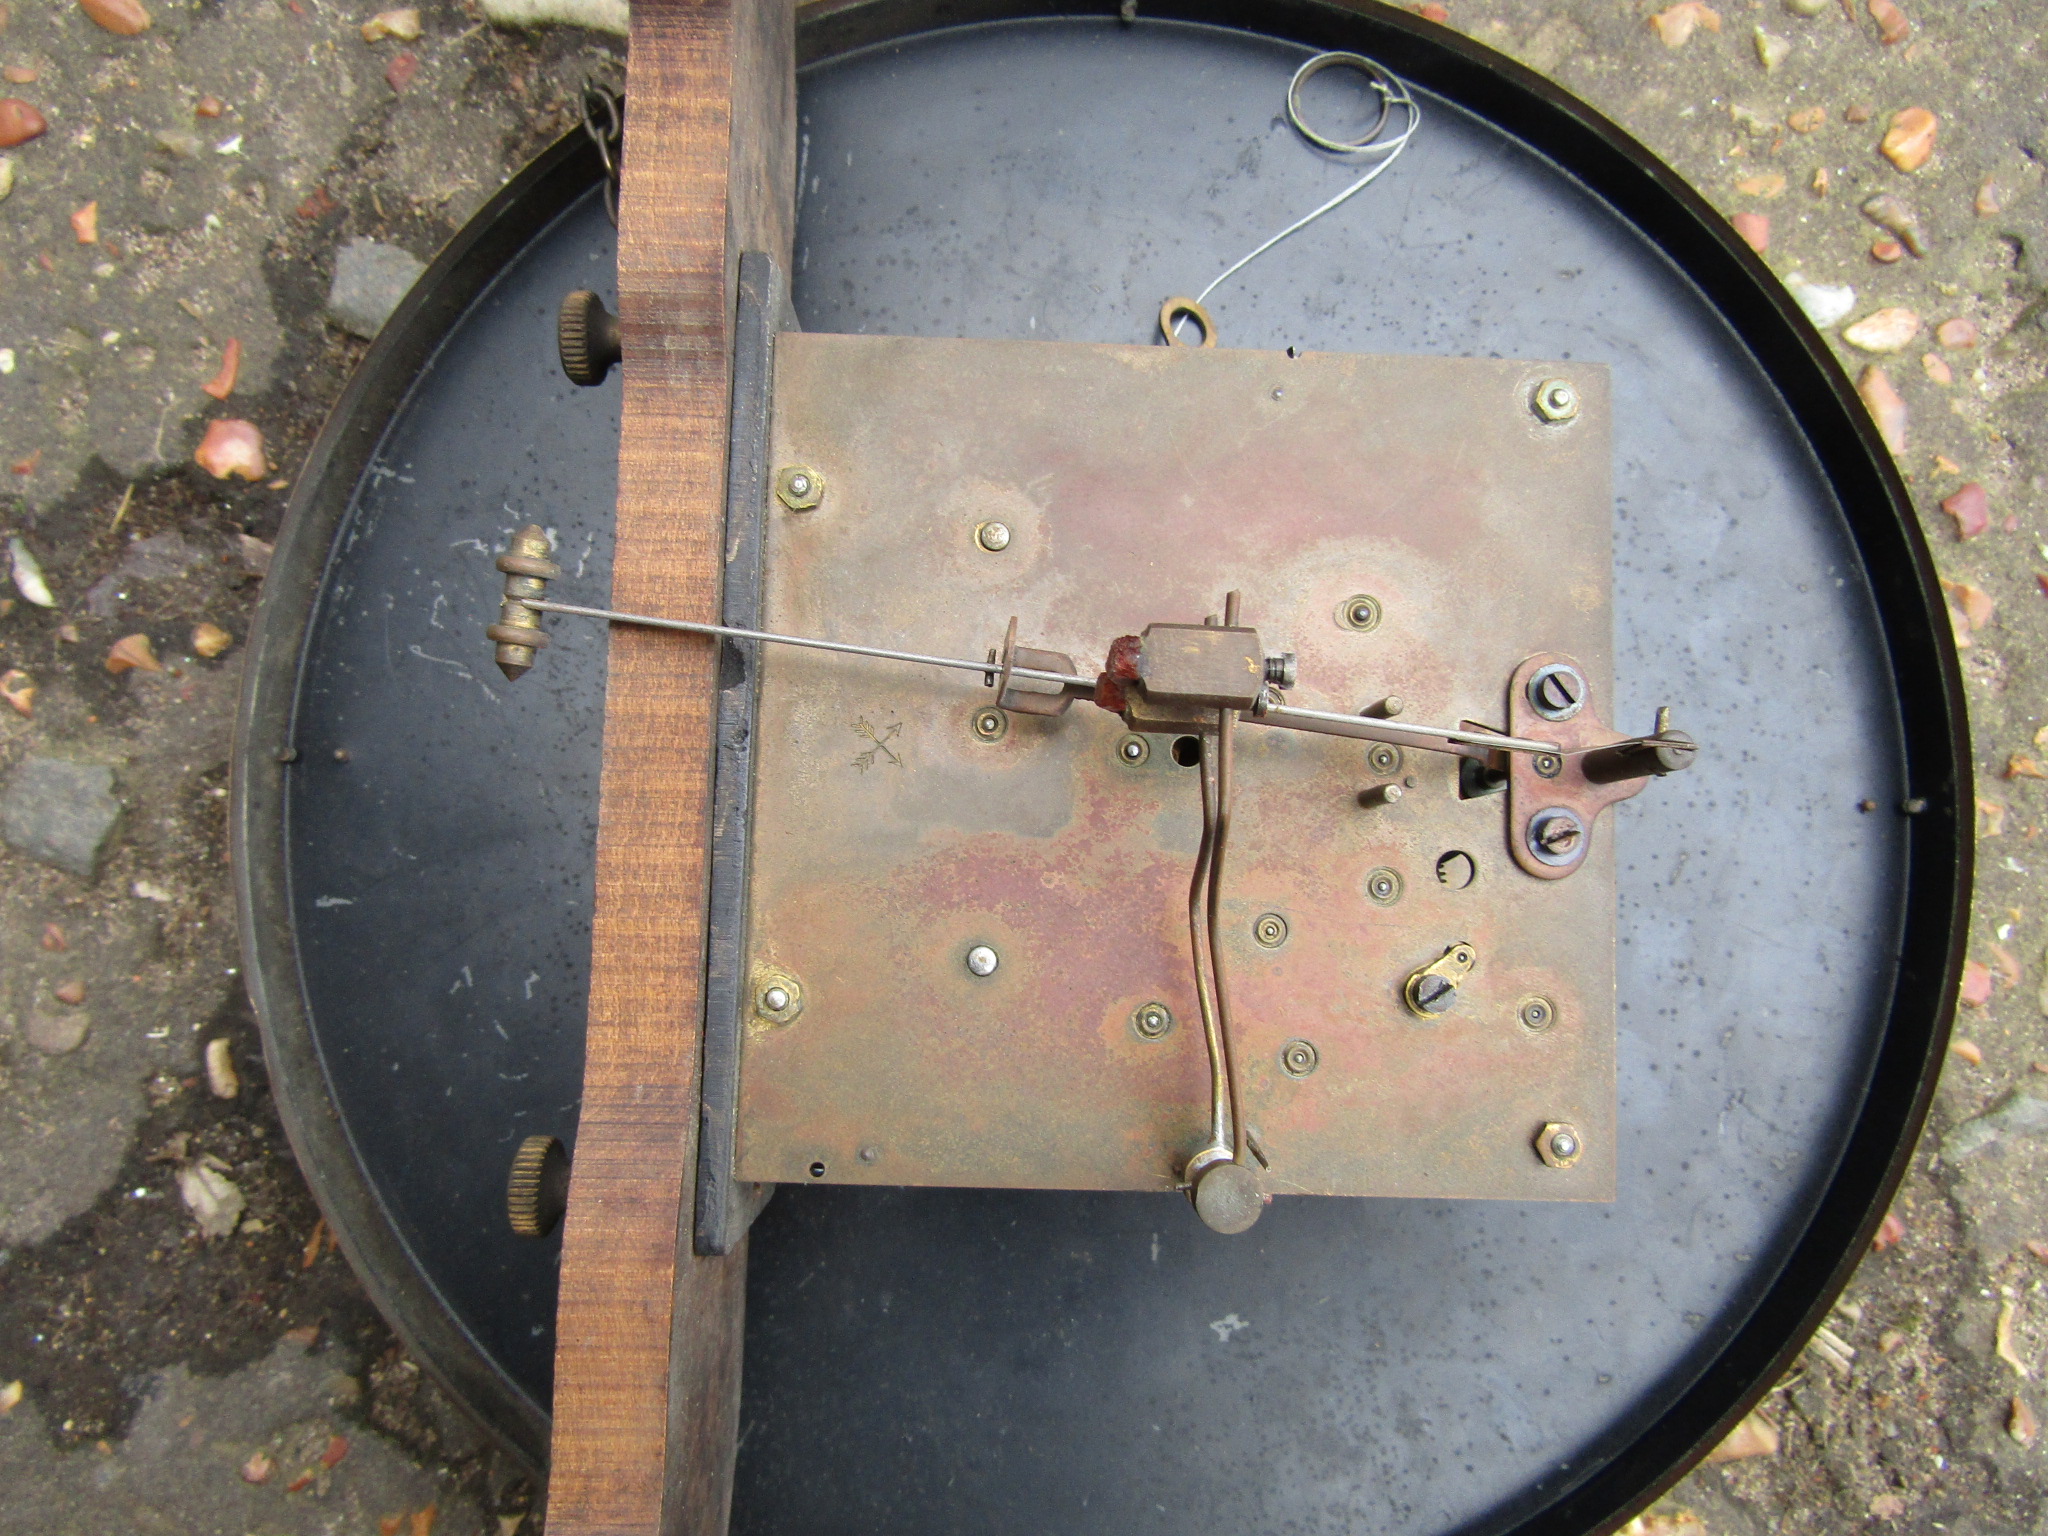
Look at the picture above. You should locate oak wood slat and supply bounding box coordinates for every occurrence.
[544,2,793,1532]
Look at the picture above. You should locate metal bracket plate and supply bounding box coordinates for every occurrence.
[735,334,1617,1202]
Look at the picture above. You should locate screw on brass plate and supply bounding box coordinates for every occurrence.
[1405,942,1475,1019]
[1536,1121,1583,1168]
[1338,594,1383,632]
[1519,996,1557,1031]
[1527,807,1587,867]
[775,466,824,510]
[753,967,803,1025]
[1132,1002,1173,1041]
[1365,867,1403,906]
[1532,752,1563,779]
[1252,913,1289,949]
[1366,743,1402,776]
[1117,733,1150,765]
[1279,1038,1319,1078]
[1533,379,1580,423]
[966,944,1000,977]
[1527,663,1586,722]
[975,520,1012,553]
[859,1145,880,1164]
[972,707,1008,742]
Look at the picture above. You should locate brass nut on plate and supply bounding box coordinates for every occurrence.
[1337,593,1382,632]
[753,967,803,1025]
[1533,378,1580,423]
[1252,912,1289,949]
[1519,996,1557,1031]
[1532,752,1563,779]
[1536,1121,1584,1168]
[972,707,1008,742]
[1279,1038,1319,1078]
[1116,733,1150,766]
[775,465,824,510]
[1365,866,1403,906]
[1365,742,1402,776]
[1131,1002,1173,1041]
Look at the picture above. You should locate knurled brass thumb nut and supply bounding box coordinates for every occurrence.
[557,289,623,386]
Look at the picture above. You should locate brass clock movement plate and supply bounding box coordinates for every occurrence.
[736,333,1617,1201]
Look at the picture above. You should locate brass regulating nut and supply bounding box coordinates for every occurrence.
[488,524,561,682]
[1536,1122,1584,1169]
[507,1134,570,1238]
[1404,941,1475,1019]
[775,466,824,511]
[1533,378,1580,423]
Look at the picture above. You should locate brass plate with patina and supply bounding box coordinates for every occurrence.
[735,333,1616,1202]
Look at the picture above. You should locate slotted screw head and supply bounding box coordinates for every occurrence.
[1527,807,1587,867]
[1414,973,1455,1012]
[1527,663,1586,721]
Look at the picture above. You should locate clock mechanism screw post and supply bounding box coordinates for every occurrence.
[976,520,1012,552]
[1533,378,1580,423]
[1536,1122,1584,1169]
[965,944,1000,977]
[487,525,561,681]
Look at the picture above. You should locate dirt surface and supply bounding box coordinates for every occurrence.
[0,0,2041,1532]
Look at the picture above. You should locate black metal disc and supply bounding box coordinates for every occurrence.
[233,6,1967,1532]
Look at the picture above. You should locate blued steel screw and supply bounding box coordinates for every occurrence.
[1413,973,1456,1013]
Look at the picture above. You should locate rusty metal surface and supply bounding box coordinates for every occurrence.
[736,332,1616,1201]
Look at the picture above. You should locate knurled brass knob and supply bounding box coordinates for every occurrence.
[557,289,622,386]
[506,1134,570,1238]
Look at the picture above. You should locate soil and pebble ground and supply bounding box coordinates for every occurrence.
[0,0,2042,1531]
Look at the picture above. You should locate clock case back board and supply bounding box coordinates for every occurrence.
[740,332,1619,1201]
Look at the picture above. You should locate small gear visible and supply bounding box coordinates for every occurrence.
[556,289,622,386]
[506,1134,570,1238]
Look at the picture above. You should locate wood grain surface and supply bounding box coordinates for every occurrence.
[544,1,793,1531]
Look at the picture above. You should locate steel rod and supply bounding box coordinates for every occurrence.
[1251,697,1554,755]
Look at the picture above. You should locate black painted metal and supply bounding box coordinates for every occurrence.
[697,251,784,1259]
[234,4,1967,1532]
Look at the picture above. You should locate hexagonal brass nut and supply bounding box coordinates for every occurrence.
[752,965,804,1026]
[774,465,824,511]
[1532,378,1579,423]
[1535,1121,1584,1169]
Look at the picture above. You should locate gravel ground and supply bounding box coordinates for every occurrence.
[0,1,2041,1532]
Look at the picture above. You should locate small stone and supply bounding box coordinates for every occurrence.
[200,337,240,400]
[384,50,417,91]
[0,156,13,203]
[1944,578,1993,628]
[26,1009,89,1054]
[1856,365,1906,454]
[1878,1328,1906,1352]
[327,238,426,339]
[1787,105,1826,132]
[1881,108,1937,173]
[176,1162,244,1238]
[1811,165,1829,196]
[0,98,46,148]
[1783,0,1828,12]
[194,418,268,479]
[0,1381,20,1415]
[1922,353,1951,385]
[1941,482,1990,539]
[1649,1,1721,47]
[70,201,97,244]
[1845,103,1874,125]
[106,633,162,674]
[205,1037,240,1099]
[1867,0,1909,44]
[1843,307,1921,352]
[40,923,65,951]
[1735,172,1786,198]
[1870,1493,1906,1520]
[242,1449,274,1484]
[1860,192,1926,256]
[53,978,85,1006]
[0,667,32,717]
[152,128,200,158]
[1785,273,1855,328]
[1,757,121,877]
[1,66,32,84]
[1947,1092,2048,1159]
[192,621,233,657]
[1961,959,1993,1006]
[1977,176,2004,216]
[195,94,225,118]
[1731,212,1769,252]
[1937,317,1979,349]
[2012,1396,2039,1448]
[1753,26,1791,70]
[1951,1038,1984,1065]
[1873,1210,1906,1250]
[237,533,274,575]
[1871,238,1906,263]
[1704,1410,1780,1463]
[79,0,151,34]
[360,6,420,39]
